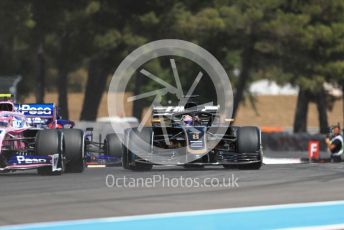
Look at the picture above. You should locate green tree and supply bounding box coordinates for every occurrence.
[266,0,344,133]
[45,1,91,119]
[176,0,288,118]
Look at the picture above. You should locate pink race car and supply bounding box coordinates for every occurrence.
[0,94,84,175]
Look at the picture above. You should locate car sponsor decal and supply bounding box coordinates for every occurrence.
[185,127,206,150]
[15,103,54,117]
[7,155,50,165]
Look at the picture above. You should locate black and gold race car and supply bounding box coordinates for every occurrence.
[108,101,263,171]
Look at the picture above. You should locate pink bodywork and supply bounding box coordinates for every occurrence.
[0,100,56,171]
[0,101,30,153]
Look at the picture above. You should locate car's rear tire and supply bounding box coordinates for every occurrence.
[123,128,153,171]
[237,126,262,170]
[237,126,260,153]
[36,129,64,175]
[62,129,85,173]
[105,133,122,157]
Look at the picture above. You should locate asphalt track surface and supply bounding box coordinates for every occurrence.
[1,161,344,227]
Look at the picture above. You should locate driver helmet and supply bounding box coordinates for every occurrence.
[183,115,193,126]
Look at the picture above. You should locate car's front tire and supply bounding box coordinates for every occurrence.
[105,133,122,158]
[122,128,153,171]
[36,129,64,175]
[237,126,262,170]
[62,129,85,173]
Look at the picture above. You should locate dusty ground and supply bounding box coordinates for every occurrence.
[234,95,343,128]
[23,93,343,129]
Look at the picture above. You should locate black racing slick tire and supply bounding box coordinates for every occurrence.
[105,133,122,157]
[237,126,260,153]
[237,126,262,170]
[36,129,64,175]
[62,129,85,173]
[122,128,153,171]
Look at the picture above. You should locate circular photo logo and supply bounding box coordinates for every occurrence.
[108,39,233,165]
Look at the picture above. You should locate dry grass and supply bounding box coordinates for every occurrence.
[23,93,343,128]
[23,92,133,121]
[234,95,343,128]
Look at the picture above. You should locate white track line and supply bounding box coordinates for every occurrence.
[263,157,302,164]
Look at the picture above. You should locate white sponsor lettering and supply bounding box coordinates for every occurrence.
[18,104,52,115]
[16,156,47,164]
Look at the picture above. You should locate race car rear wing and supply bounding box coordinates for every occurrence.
[151,105,220,126]
[15,103,55,127]
[152,105,220,117]
[15,103,55,118]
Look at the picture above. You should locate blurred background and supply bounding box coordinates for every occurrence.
[0,0,343,134]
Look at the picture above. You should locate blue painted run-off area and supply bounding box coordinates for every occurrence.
[4,201,344,230]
